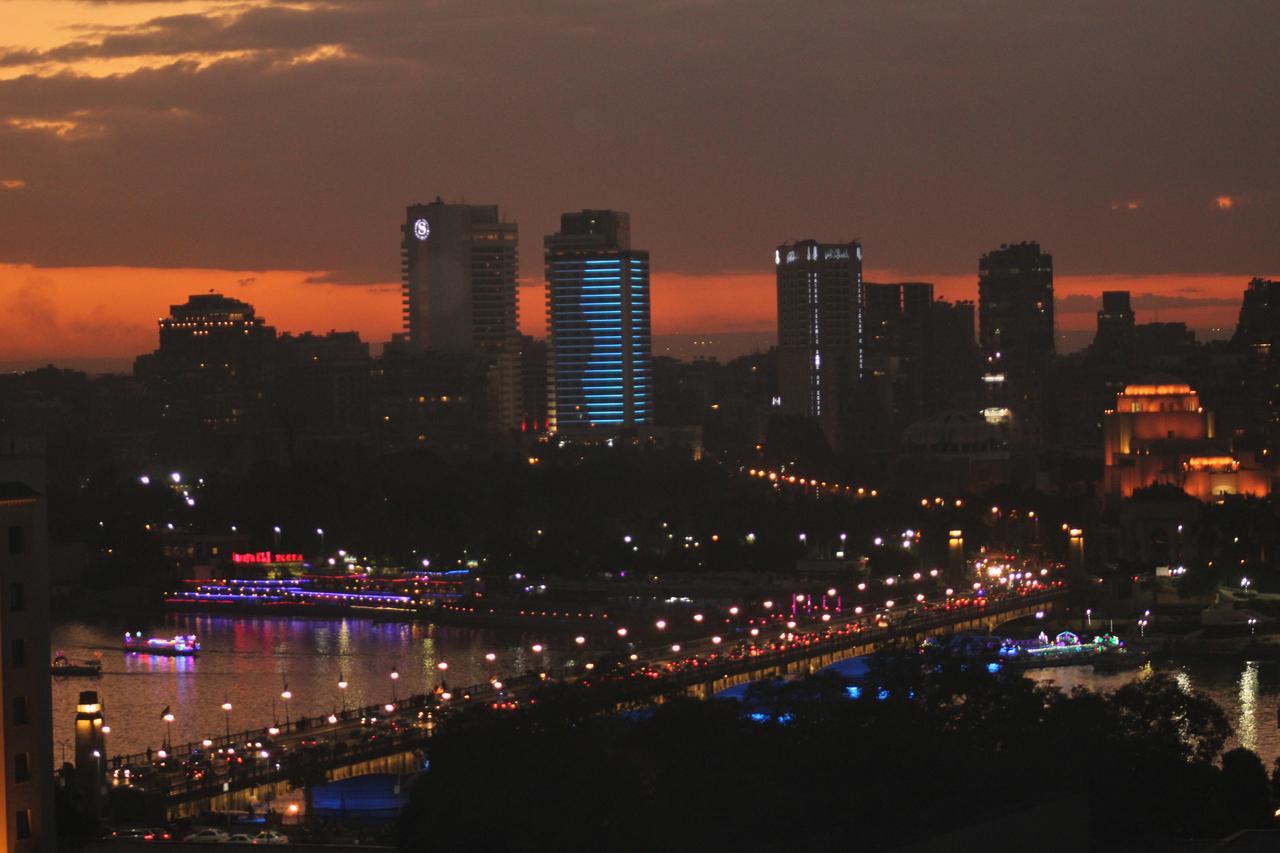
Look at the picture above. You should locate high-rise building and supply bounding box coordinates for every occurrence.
[137,293,276,382]
[978,242,1054,365]
[775,240,863,445]
[544,210,652,434]
[401,200,519,352]
[0,478,54,853]
[401,200,521,433]
[132,293,276,431]
[1233,278,1280,350]
[1093,291,1135,356]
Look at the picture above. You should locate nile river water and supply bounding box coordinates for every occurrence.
[1042,661,1280,763]
[51,614,546,762]
[51,614,1280,769]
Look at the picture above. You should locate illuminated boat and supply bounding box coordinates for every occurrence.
[51,653,102,676]
[124,632,200,657]
[997,631,1125,669]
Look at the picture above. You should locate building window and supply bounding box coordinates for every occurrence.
[8,583,23,612]
[7,525,23,556]
[11,696,28,726]
[15,809,31,840]
[10,639,25,668]
[14,753,30,783]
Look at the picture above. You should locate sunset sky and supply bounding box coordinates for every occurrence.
[0,1,1276,369]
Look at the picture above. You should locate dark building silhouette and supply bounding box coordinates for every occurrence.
[136,293,275,384]
[518,335,548,434]
[853,282,979,456]
[0,469,55,853]
[544,210,652,434]
[1093,290,1135,356]
[133,293,277,432]
[978,242,1054,364]
[978,242,1053,437]
[775,240,863,447]
[274,332,373,438]
[1233,277,1280,350]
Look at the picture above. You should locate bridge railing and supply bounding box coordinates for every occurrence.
[126,588,1063,801]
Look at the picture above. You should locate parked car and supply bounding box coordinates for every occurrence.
[182,828,229,843]
[252,830,289,845]
[227,834,256,844]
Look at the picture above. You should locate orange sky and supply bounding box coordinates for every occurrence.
[0,263,1251,370]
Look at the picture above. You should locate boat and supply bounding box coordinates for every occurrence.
[124,632,200,657]
[51,653,102,677]
[998,631,1127,671]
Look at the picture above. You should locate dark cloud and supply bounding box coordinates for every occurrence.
[0,0,1277,284]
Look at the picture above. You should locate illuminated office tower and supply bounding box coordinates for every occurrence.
[544,210,652,434]
[401,200,521,433]
[775,240,863,446]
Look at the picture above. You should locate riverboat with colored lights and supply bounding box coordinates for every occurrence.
[998,631,1131,670]
[50,653,102,676]
[123,632,200,657]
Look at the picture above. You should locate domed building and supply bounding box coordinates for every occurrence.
[1102,376,1271,502]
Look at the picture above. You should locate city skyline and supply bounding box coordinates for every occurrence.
[0,1,1276,366]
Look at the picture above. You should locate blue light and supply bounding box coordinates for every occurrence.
[876,688,889,701]
[748,712,769,723]
[986,662,1002,673]
[776,713,794,725]
[845,686,862,699]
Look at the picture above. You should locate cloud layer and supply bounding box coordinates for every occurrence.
[0,0,1275,288]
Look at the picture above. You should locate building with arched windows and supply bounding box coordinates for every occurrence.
[1103,378,1271,502]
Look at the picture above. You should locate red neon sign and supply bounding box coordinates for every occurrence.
[232,552,304,564]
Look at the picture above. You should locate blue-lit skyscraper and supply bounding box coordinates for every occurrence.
[544,210,652,433]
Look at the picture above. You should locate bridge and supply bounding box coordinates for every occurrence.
[103,587,1067,821]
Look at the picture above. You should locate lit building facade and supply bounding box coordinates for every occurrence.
[401,200,521,433]
[1103,380,1271,502]
[544,210,652,434]
[775,240,863,446]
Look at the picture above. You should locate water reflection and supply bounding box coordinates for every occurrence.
[1239,661,1260,753]
[1047,660,1280,763]
[52,614,541,761]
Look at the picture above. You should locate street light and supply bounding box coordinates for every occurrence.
[221,700,233,740]
[281,687,292,730]
[1248,617,1258,638]
[272,525,282,548]
[163,710,174,746]
[337,673,348,712]
[316,528,325,552]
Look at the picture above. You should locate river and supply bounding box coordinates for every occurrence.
[51,613,547,762]
[1042,660,1280,764]
[51,614,1280,769]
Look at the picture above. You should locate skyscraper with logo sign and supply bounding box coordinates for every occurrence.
[775,240,863,447]
[401,200,521,434]
[544,210,652,434]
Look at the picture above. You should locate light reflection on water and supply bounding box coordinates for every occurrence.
[51,614,544,762]
[1042,660,1280,765]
